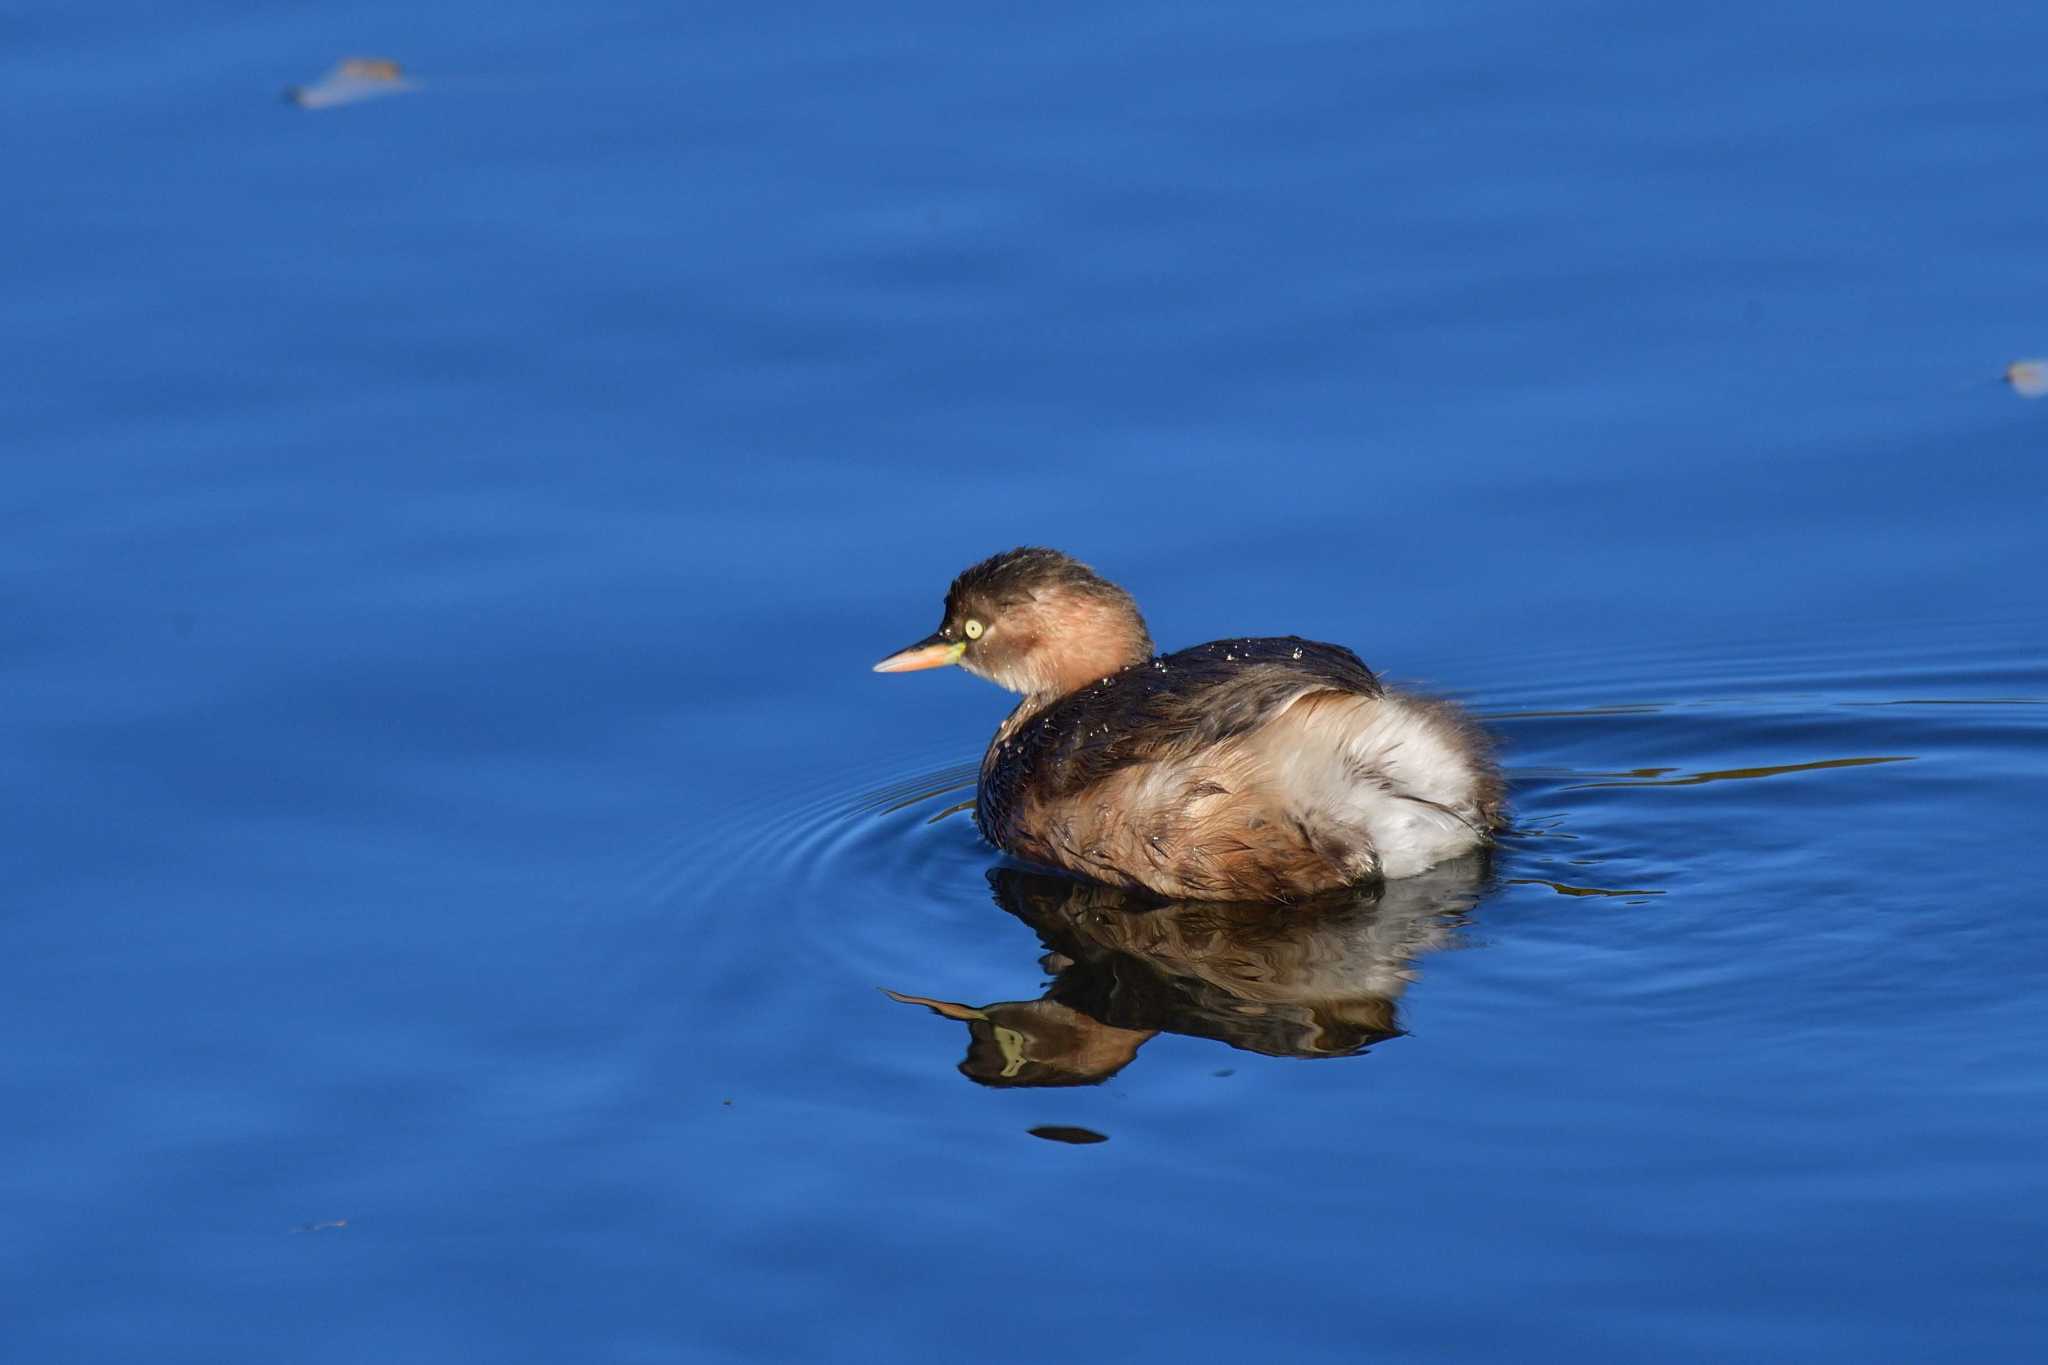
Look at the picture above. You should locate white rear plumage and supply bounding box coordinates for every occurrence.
[1251,690,1494,880]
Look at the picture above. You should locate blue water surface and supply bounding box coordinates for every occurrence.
[6,2,2047,1360]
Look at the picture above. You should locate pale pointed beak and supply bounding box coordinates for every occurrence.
[880,988,988,1020]
[872,631,966,673]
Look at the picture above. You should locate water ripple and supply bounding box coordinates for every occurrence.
[603,630,2048,1065]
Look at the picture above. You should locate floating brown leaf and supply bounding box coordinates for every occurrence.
[285,58,415,110]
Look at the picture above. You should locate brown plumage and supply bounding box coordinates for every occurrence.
[875,547,1504,901]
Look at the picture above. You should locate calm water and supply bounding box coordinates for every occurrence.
[8,2,2047,1360]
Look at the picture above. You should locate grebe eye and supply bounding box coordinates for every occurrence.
[963,618,984,640]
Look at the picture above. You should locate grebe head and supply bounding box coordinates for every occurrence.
[873,547,1153,697]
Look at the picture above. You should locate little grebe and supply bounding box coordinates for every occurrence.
[874,547,1503,900]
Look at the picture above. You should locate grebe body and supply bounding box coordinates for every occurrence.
[876,549,1501,900]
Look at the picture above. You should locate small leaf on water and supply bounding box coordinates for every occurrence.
[1028,1125,1108,1145]
[285,57,415,110]
[2005,359,2047,399]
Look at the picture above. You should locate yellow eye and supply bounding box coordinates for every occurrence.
[963,619,984,640]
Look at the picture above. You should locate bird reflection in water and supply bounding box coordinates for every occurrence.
[886,854,1492,1087]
